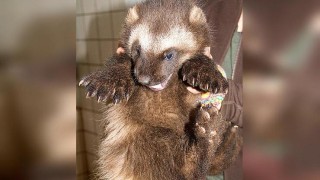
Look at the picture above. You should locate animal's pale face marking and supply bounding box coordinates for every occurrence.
[128,24,197,55]
[128,24,152,54]
[158,26,196,53]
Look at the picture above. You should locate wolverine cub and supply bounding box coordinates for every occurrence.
[80,0,241,179]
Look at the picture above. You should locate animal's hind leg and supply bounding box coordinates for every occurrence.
[208,124,243,175]
[183,107,226,180]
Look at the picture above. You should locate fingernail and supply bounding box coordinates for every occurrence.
[79,80,84,86]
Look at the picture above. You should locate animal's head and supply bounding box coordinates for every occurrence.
[121,0,210,91]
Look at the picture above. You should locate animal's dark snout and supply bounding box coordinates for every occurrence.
[138,75,151,85]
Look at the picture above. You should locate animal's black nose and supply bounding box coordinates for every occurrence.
[138,76,151,85]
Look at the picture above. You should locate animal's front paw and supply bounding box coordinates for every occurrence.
[79,68,135,104]
[180,54,228,93]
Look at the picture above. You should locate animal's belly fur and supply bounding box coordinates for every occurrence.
[97,86,198,179]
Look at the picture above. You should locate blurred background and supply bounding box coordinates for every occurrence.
[0,0,320,180]
[243,0,320,179]
[0,0,75,179]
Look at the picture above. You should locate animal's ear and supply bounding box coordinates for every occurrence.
[126,5,139,24]
[189,6,206,24]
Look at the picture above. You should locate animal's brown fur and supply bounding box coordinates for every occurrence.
[80,0,242,179]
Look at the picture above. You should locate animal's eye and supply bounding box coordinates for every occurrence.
[164,52,174,61]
